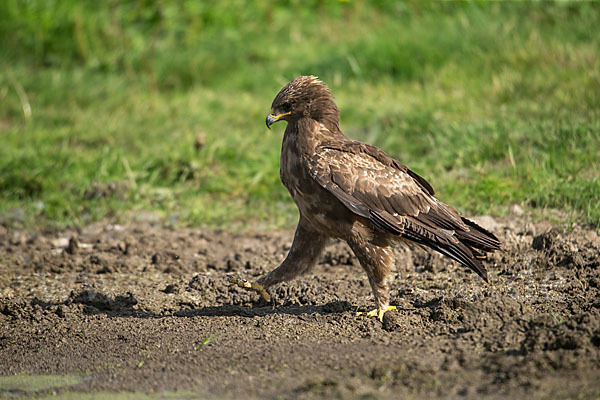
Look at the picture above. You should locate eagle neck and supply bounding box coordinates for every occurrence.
[283,120,310,154]
[283,117,344,156]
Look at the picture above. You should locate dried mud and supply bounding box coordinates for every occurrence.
[0,216,599,399]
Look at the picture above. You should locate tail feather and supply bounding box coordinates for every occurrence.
[457,217,502,252]
[369,210,498,283]
[428,240,489,283]
[400,220,490,283]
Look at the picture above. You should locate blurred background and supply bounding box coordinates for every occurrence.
[0,1,598,229]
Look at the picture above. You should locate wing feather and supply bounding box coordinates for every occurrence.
[306,131,500,280]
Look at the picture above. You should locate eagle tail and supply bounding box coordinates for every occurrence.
[422,239,489,283]
[370,211,493,283]
[455,217,502,252]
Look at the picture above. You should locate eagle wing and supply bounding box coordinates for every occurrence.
[306,134,500,282]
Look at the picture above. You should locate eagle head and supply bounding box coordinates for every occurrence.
[266,76,340,130]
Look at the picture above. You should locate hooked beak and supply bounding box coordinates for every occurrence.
[265,112,290,129]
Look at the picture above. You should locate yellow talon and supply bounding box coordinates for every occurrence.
[356,305,396,322]
[228,277,271,302]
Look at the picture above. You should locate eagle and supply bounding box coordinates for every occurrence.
[231,76,501,320]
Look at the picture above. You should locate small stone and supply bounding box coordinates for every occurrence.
[51,237,70,248]
[79,243,94,250]
[510,204,525,216]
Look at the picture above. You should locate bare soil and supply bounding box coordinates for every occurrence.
[1,215,599,399]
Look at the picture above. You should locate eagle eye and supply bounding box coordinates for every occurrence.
[280,102,291,112]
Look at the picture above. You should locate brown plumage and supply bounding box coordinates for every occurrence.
[249,76,501,316]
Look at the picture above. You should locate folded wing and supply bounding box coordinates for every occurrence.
[307,137,501,282]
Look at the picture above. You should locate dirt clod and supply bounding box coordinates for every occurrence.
[382,309,401,332]
[532,229,558,251]
[66,236,79,254]
[161,284,179,294]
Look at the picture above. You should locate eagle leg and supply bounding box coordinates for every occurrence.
[230,217,329,302]
[347,235,395,320]
[228,277,271,302]
[356,305,397,322]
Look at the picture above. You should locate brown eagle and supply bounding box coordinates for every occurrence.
[231,76,501,320]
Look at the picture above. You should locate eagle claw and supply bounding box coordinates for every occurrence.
[356,305,397,322]
[228,277,271,302]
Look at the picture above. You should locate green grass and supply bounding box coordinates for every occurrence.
[0,374,200,399]
[1,1,599,229]
[0,374,82,393]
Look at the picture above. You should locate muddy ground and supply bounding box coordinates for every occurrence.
[0,214,599,399]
